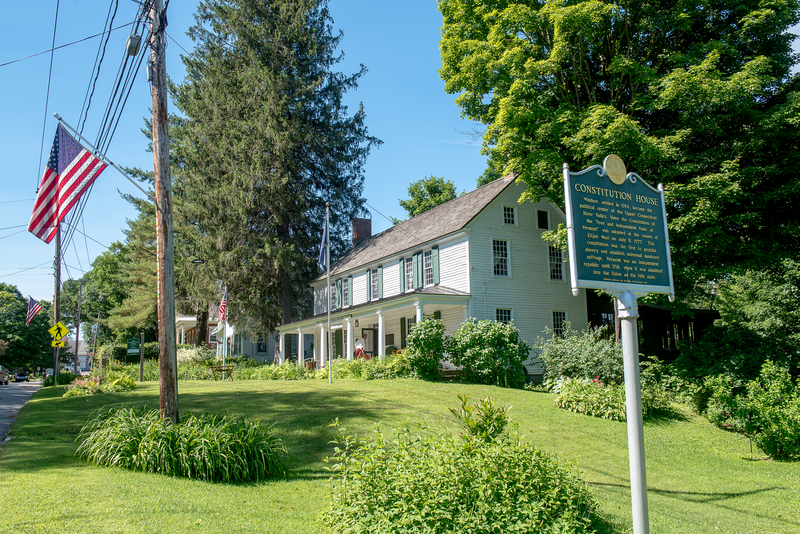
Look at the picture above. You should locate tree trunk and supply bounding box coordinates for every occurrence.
[195,306,208,347]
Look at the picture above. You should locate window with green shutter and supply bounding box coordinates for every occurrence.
[347,276,353,306]
[377,265,383,299]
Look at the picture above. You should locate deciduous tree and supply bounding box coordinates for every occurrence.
[392,175,460,224]
[439,0,800,300]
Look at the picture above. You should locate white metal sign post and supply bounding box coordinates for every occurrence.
[563,155,675,534]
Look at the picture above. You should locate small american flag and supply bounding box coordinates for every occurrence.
[25,296,42,326]
[219,289,227,323]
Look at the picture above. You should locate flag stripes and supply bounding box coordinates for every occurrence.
[27,125,107,243]
[25,296,42,326]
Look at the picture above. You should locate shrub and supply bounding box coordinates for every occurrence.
[449,394,510,443]
[707,361,800,460]
[77,406,288,482]
[446,318,530,388]
[322,399,601,534]
[405,317,446,380]
[176,345,216,365]
[316,353,413,381]
[43,370,80,387]
[537,326,624,385]
[63,376,137,397]
[554,377,671,422]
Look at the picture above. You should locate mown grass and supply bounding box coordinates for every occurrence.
[1,379,798,533]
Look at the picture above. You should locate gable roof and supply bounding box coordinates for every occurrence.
[315,175,517,282]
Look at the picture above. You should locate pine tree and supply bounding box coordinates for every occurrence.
[172,0,380,334]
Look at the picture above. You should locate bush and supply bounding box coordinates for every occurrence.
[405,317,446,380]
[63,375,137,397]
[321,398,601,534]
[77,406,288,482]
[317,353,413,381]
[176,345,216,365]
[446,319,530,388]
[707,361,800,460]
[553,377,671,422]
[537,326,624,385]
[43,370,80,387]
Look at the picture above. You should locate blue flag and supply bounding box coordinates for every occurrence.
[318,221,328,268]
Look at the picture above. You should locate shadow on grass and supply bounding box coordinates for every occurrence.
[643,407,690,425]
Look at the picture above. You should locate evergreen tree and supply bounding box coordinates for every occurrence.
[172,0,380,334]
[439,0,800,300]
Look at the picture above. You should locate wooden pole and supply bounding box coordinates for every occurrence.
[150,0,178,424]
[74,279,82,374]
[53,226,60,384]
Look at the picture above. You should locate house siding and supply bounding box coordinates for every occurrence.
[383,261,401,298]
[467,181,588,375]
[438,236,469,293]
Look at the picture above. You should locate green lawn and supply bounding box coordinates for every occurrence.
[1,379,798,533]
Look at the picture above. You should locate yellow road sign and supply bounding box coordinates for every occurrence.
[51,340,66,348]
[48,322,69,339]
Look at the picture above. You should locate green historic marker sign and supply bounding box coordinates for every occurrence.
[564,155,675,298]
[127,338,140,356]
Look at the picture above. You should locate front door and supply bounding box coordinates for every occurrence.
[361,328,378,357]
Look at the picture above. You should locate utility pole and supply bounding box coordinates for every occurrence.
[74,279,82,374]
[53,227,61,383]
[150,0,178,423]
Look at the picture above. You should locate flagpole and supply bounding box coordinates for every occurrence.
[53,113,158,207]
[326,204,332,384]
[222,286,227,380]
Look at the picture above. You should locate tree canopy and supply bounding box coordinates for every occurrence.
[171,0,380,333]
[0,283,51,370]
[439,0,800,301]
[393,175,460,223]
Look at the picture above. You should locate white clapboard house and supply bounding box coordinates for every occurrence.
[276,175,588,379]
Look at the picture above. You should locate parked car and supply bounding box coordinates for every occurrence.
[14,371,30,382]
[0,368,8,385]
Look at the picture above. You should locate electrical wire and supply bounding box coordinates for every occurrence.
[79,0,120,135]
[37,0,60,190]
[0,262,53,279]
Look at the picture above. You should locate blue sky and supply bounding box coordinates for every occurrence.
[1,2,798,307]
[1,0,488,303]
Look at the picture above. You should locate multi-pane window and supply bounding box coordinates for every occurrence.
[256,338,267,353]
[342,279,349,308]
[549,246,564,281]
[537,209,549,230]
[424,251,433,285]
[493,239,509,276]
[406,316,416,335]
[371,268,378,300]
[330,284,337,310]
[553,311,567,338]
[405,257,413,292]
[503,206,516,225]
[496,308,512,324]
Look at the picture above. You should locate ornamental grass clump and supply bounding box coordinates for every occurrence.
[76,407,287,482]
[321,397,602,534]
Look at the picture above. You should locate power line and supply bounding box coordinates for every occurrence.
[0,262,52,279]
[0,199,34,204]
[37,0,60,190]
[0,22,134,68]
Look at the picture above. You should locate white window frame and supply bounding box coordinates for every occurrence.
[342,278,349,308]
[492,238,510,277]
[405,257,413,292]
[537,209,550,230]
[424,250,433,286]
[552,311,568,338]
[548,246,565,281]
[370,268,378,301]
[496,308,513,324]
[503,205,517,226]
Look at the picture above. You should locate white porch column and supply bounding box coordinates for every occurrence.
[378,312,386,360]
[320,325,327,367]
[278,333,285,364]
[416,302,423,322]
[346,318,354,361]
[298,329,305,367]
[181,325,185,344]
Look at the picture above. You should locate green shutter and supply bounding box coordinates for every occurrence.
[377,265,383,299]
[400,317,406,349]
[335,279,342,309]
[366,269,371,300]
[413,252,422,289]
[347,276,353,306]
[335,329,343,358]
[399,258,405,292]
[432,246,439,285]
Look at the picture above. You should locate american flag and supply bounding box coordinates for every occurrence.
[318,220,328,268]
[219,289,227,323]
[28,124,108,243]
[25,296,42,327]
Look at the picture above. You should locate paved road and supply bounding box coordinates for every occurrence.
[0,380,42,441]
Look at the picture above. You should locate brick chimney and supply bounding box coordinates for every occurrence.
[353,218,372,246]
